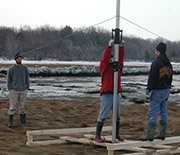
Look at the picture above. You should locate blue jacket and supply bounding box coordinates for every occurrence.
[147,56,173,91]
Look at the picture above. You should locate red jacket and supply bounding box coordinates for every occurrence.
[100,46,124,94]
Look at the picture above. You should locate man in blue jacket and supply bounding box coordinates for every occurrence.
[140,42,173,141]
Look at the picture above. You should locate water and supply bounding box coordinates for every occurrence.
[1,75,180,104]
[29,76,101,99]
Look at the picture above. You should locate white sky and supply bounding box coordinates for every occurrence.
[0,0,180,41]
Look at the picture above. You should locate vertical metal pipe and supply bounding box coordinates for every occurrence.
[116,0,120,28]
[112,0,121,143]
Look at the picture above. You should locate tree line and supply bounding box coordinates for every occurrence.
[0,25,179,62]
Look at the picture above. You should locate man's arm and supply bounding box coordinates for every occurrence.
[7,68,12,90]
[100,40,113,73]
[25,66,30,90]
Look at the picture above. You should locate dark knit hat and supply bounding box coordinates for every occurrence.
[155,42,167,53]
[14,53,23,60]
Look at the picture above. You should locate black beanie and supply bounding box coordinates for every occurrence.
[155,42,167,53]
[14,53,23,60]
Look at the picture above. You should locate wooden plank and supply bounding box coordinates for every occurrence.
[156,149,180,154]
[60,136,109,147]
[84,134,128,143]
[84,134,113,142]
[152,144,176,150]
[60,135,155,155]
[107,136,180,151]
[26,126,112,146]
[26,126,112,136]
[172,147,180,154]
[84,134,156,154]
[121,149,180,155]
[26,126,180,155]
[156,147,180,153]
[26,133,33,146]
[108,150,114,155]
[128,147,155,153]
[157,136,180,144]
[26,139,65,146]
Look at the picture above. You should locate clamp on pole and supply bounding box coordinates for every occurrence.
[112,28,123,44]
[111,29,123,72]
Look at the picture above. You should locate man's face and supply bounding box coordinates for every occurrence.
[155,49,160,58]
[15,57,22,65]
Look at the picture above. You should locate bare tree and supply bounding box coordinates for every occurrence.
[0,25,179,61]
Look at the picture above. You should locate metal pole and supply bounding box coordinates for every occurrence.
[112,0,121,143]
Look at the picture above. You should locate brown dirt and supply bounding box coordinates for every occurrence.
[0,97,180,155]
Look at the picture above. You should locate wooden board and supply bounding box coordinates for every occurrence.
[26,126,180,155]
[26,126,112,146]
[107,136,180,152]
[26,140,65,146]
[84,134,180,155]
[60,136,109,147]
[60,135,180,155]
[156,147,180,154]
[84,134,113,142]
[27,126,112,136]
[150,144,176,150]
[84,134,154,153]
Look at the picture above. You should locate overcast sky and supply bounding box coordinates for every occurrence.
[1,0,180,41]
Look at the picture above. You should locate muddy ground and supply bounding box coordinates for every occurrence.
[0,97,180,155]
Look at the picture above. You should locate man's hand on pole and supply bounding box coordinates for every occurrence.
[108,39,114,47]
[119,40,125,47]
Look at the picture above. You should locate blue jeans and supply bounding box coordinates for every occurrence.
[148,89,169,124]
[97,93,120,123]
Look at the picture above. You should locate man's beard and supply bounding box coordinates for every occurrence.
[16,60,21,65]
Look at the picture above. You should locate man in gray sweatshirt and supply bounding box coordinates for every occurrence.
[7,53,29,128]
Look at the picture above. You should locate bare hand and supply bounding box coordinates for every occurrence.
[108,39,114,47]
[119,40,125,47]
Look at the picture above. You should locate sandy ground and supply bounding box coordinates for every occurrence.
[0,97,180,155]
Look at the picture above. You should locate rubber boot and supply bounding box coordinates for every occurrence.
[116,120,124,141]
[8,115,14,128]
[139,123,156,141]
[155,122,167,140]
[95,122,104,142]
[20,114,26,125]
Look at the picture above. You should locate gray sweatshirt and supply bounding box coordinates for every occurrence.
[7,64,29,91]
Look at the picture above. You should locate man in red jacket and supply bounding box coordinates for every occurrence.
[95,39,125,142]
